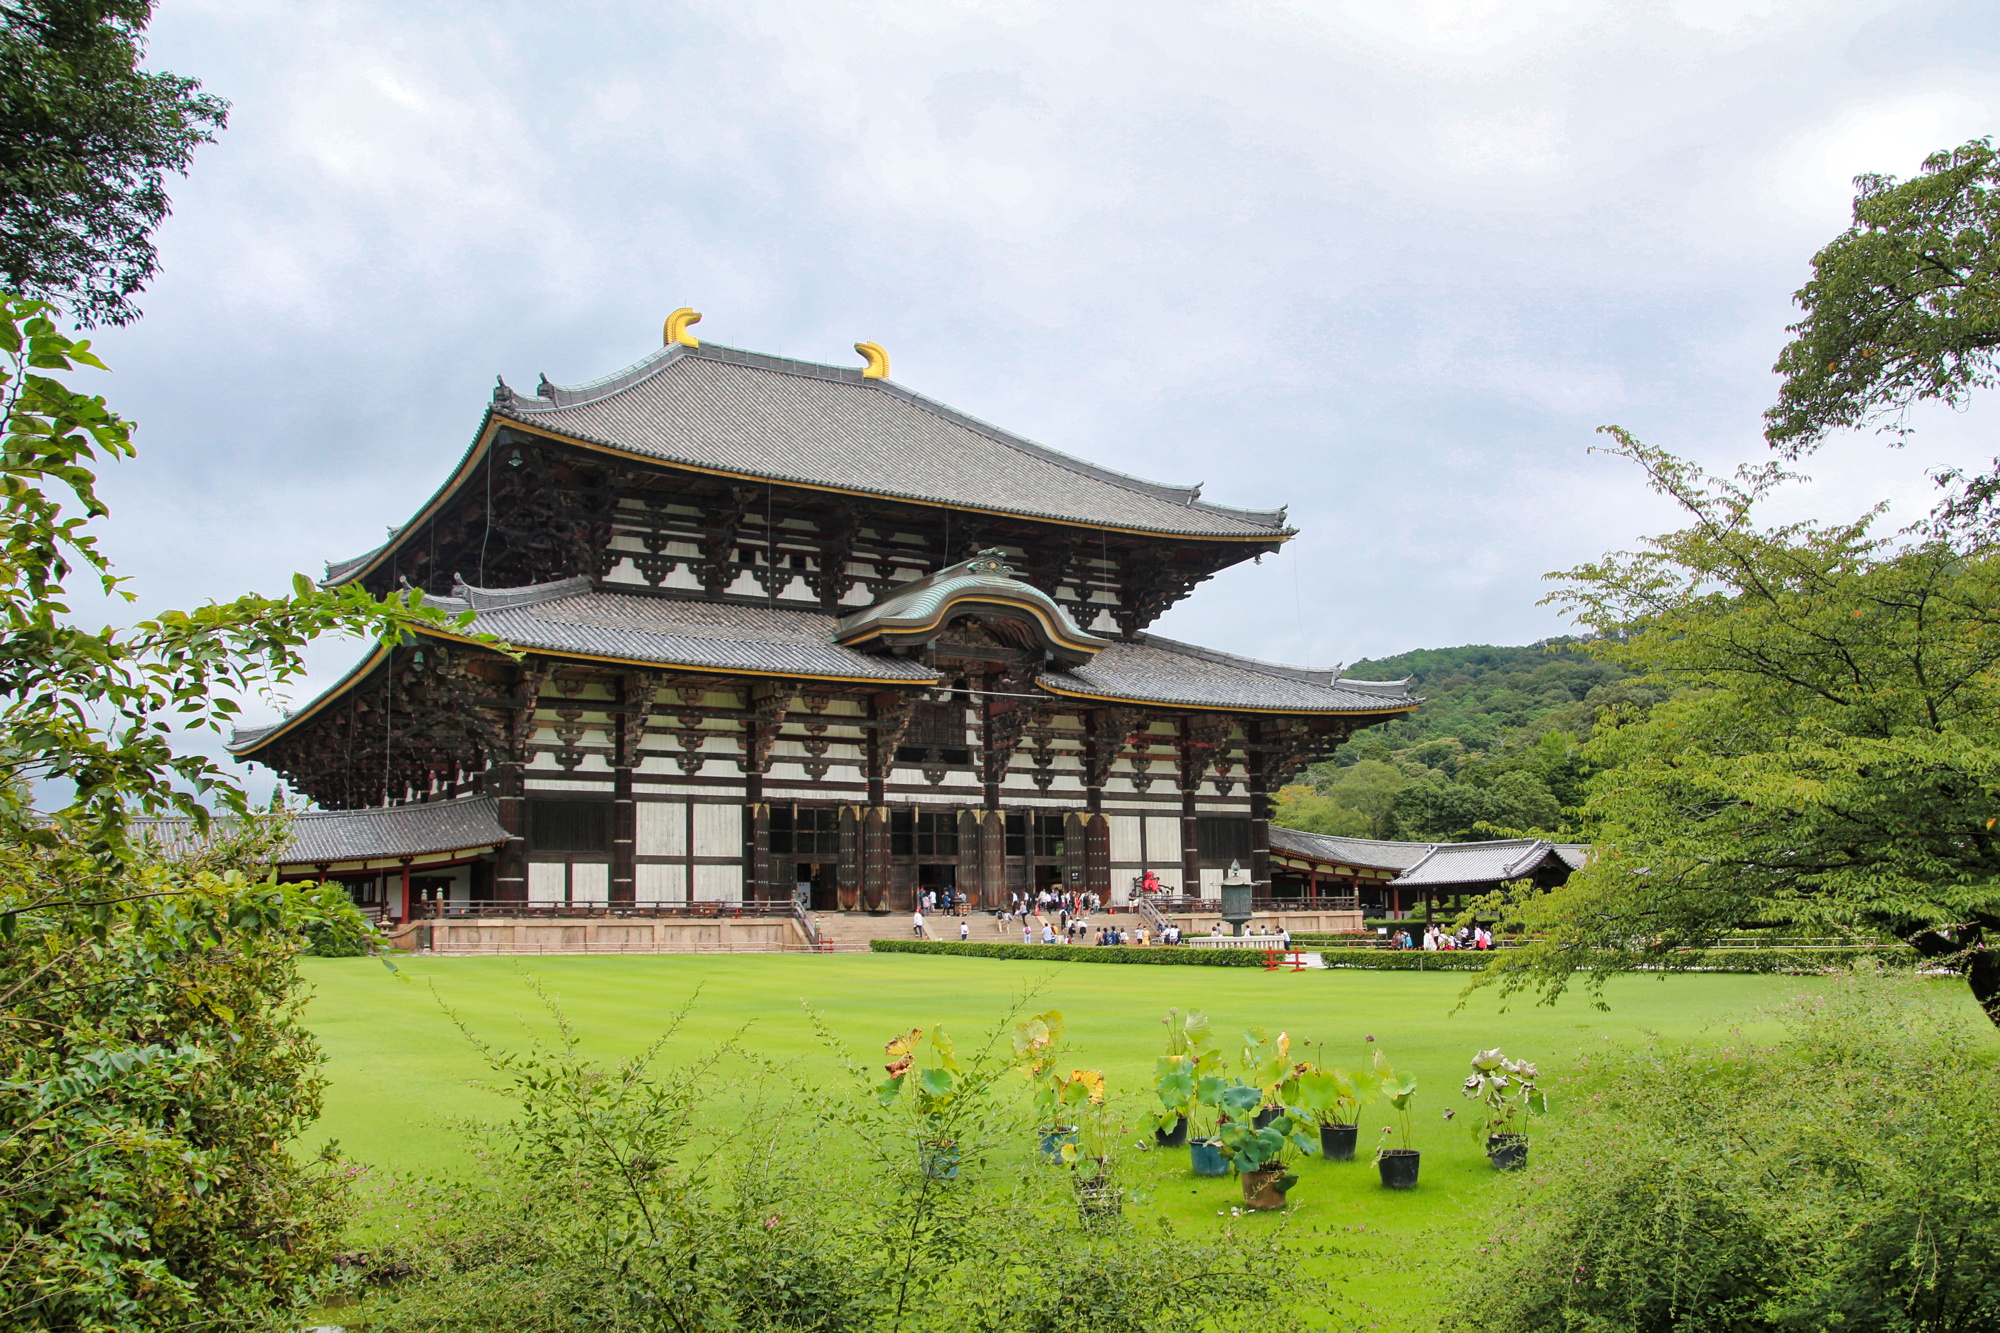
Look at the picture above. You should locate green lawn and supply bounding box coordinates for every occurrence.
[302,953,1858,1327]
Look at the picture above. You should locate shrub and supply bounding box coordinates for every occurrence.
[870,939,1271,967]
[1443,971,2000,1333]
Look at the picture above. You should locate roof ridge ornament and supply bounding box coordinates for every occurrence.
[853,341,890,379]
[664,308,702,347]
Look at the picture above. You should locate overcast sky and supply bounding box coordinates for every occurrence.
[73,0,1998,794]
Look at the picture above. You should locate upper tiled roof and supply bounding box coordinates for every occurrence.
[1269,826,1435,872]
[138,797,509,867]
[1039,634,1420,715]
[438,578,940,683]
[489,343,1288,538]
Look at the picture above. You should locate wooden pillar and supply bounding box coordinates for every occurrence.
[837,805,861,911]
[493,760,528,903]
[1064,812,1087,894]
[1247,719,1271,897]
[862,806,890,911]
[979,809,1005,910]
[1178,719,1201,899]
[1084,812,1110,901]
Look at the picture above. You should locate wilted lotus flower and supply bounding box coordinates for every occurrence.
[1463,1075,1485,1097]
[1519,1063,1539,1080]
[1442,1108,1455,1121]
[1471,1048,1505,1072]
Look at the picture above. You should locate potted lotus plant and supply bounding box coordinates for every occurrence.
[1369,1046,1421,1189]
[1283,1064,1364,1161]
[1187,1073,1236,1177]
[1153,1007,1221,1146]
[1215,1084,1315,1209]
[1011,1010,1076,1160]
[1239,1027,1294,1129]
[1056,1068,1125,1222]
[878,1025,963,1178]
[1461,1047,1546,1169]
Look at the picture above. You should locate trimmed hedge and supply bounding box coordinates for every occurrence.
[870,939,1920,975]
[869,939,1270,967]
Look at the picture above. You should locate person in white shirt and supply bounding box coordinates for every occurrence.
[912,909,926,939]
[1422,926,1438,951]
[958,919,969,942]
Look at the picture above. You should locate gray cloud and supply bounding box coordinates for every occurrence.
[71,0,1998,797]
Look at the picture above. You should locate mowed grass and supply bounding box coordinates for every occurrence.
[300,954,1839,1327]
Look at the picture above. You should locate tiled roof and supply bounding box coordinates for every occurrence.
[1269,826,1434,872]
[441,579,941,682]
[1270,828,1586,885]
[488,343,1288,537]
[1040,634,1420,715]
[138,797,509,867]
[1393,839,1564,887]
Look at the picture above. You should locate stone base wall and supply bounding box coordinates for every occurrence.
[382,915,815,954]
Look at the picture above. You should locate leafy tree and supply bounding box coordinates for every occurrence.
[1273,758,1405,839]
[0,1,227,326]
[1765,137,2000,458]
[1491,428,2000,1026]
[0,295,461,1328]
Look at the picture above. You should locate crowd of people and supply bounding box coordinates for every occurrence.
[1384,923,1495,950]
[905,886,1185,945]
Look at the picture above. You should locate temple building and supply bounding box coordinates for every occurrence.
[232,315,1422,929]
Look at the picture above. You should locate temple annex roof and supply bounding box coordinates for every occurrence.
[1270,826,1583,889]
[138,797,509,867]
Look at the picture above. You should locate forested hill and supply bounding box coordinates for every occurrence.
[1276,642,1668,844]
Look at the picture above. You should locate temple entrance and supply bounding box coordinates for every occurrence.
[917,863,958,911]
[796,862,837,912]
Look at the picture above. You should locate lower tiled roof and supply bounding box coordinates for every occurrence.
[138,797,510,867]
[449,581,939,683]
[1271,826,1586,887]
[1269,826,1435,872]
[1040,634,1419,714]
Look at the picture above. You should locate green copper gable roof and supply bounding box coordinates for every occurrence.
[833,549,1108,665]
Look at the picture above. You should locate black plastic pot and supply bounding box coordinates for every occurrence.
[1319,1123,1359,1161]
[1154,1115,1189,1148]
[1487,1133,1528,1171]
[1377,1148,1420,1189]
[1189,1137,1229,1177]
[1253,1105,1283,1130]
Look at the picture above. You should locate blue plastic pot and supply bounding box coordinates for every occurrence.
[1038,1126,1078,1162]
[1189,1138,1229,1177]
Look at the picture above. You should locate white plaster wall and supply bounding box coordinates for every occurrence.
[692,804,742,857]
[636,801,686,857]
[1108,815,1141,864]
[570,863,609,903]
[528,863,565,903]
[636,863,688,902]
[693,864,743,903]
